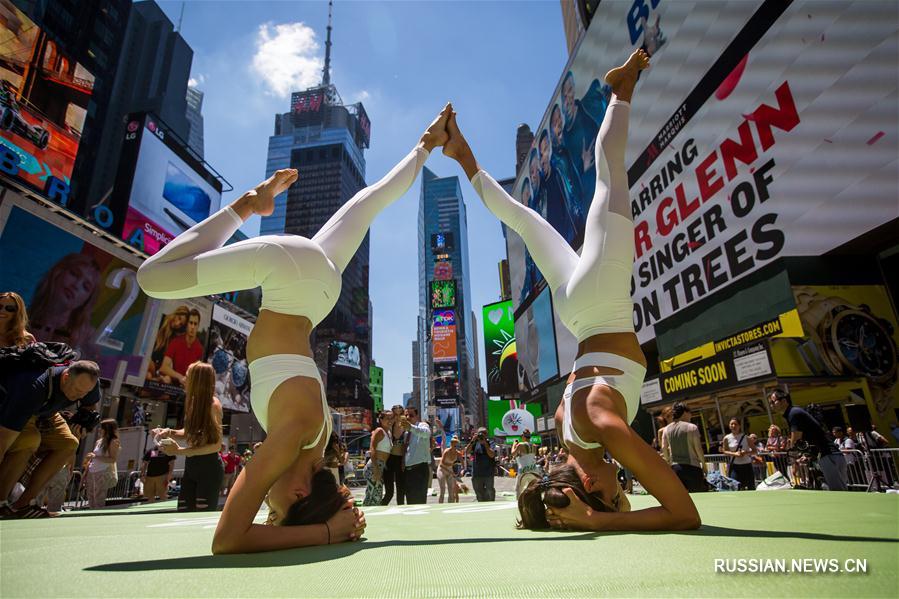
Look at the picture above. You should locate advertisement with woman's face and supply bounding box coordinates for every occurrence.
[0,198,149,379]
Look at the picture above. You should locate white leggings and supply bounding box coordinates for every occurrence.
[137,146,429,325]
[471,100,634,342]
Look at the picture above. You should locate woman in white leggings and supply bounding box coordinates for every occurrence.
[138,105,452,553]
[445,51,699,532]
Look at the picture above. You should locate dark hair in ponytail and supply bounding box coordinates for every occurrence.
[516,464,614,530]
[280,469,352,527]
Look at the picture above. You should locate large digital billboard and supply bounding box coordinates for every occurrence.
[0,197,151,381]
[432,310,455,327]
[513,287,558,391]
[432,324,458,364]
[510,0,899,344]
[431,232,455,253]
[487,399,540,439]
[115,115,222,255]
[430,280,456,309]
[437,407,460,441]
[433,261,453,281]
[330,340,362,371]
[206,304,253,413]
[482,300,518,397]
[0,0,94,204]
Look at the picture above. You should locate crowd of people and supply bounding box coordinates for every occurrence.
[653,396,897,493]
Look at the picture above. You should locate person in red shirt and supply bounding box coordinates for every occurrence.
[220,446,243,496]
[159,309,203,387]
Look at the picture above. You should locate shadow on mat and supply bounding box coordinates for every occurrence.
[60,508,214,518]
[670,525,898,544]
[84,534,600,571]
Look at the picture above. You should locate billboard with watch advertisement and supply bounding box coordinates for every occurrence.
[509,0,898,348]
[0,0,94,205]
[770,285,899,429]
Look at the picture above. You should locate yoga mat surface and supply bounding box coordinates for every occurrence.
[1,491,896,597]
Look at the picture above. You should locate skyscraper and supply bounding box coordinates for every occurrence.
[185,85,205,159]
[82,0,195,211]
[260,4,374,431]
[0,0,130,213]
[417,168,479,433]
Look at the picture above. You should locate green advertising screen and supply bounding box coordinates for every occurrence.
[482,300,518,396]
[487,399,541,438]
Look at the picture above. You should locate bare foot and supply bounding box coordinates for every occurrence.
[604,49,650,102]
[420,103,453,151]
[442,112,471,162]
[246,169,298,216]
[443,112,479,180]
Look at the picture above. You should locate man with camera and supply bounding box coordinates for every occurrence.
[767,389,847,491]
[467,427,497,501]
[0,361,101,517]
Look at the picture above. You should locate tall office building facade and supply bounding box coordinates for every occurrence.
[260,82,373,424]
[82,0,194,212]
[417,168,478,431]
[2,0,130,213]
[185,85,205,159]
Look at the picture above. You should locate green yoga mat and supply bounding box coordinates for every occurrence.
[1,491,896,598]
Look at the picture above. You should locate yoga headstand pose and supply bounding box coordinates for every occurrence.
[445,51,700,532]
[137,105,452,553]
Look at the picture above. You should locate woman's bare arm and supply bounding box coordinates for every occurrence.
[591,408,699,531]
[212,378,357,554]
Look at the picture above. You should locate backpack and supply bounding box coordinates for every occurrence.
[0,342,80,377]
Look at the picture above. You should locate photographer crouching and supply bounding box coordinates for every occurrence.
[0,361,101,517]
[767,389,847,491]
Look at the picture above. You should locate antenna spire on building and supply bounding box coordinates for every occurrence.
[176,1,185,32]
[322,0,333,86]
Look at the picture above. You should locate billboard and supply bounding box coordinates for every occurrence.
[0,198,151,381]
[334,406,372,432]
[432,324,458,364]
[487,399,540,438]
[140,298,213,398]
[115,115,222,254]
[206,304,253,413]
[432,310,455,327]
[431,232,454,253]
[437,407,461,441]
[430,280,456,309]
[513,287,559,391]
[434,261,453,281]
[330,340,362,371]
[510,0,899,344]
[292,89,325,120]
[433,375,459,401]
[779,285,899,421]
[482,300,518,397]
[0,0,94,204]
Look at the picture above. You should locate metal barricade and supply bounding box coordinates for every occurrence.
[842,449,868,489]
[702,454,729,476]
[866,449,898,490]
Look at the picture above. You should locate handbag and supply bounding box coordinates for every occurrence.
[101,466,119,490]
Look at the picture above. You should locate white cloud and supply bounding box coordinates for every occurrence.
[349,90,370,103]
[188,74,206,88]
[251,22,323,97]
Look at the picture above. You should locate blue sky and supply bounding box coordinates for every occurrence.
[157,0,570,406]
